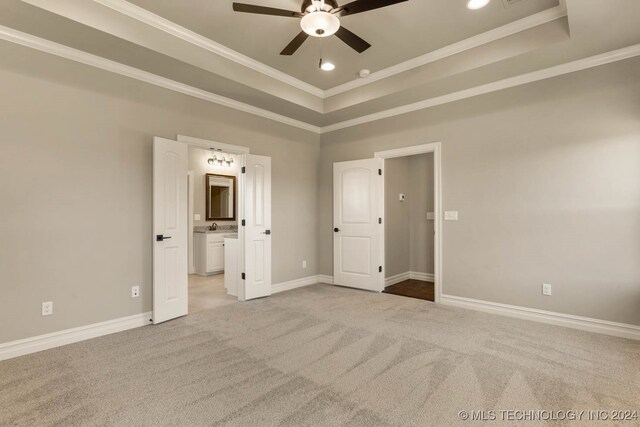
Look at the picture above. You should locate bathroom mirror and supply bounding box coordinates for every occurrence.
[205,173,236,221]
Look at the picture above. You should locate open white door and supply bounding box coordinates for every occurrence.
[241,154,272,301]
[153,137,188,323]
[333,159,383,292]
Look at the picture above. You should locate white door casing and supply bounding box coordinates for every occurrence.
[333,159,383,292]
[374,142,443,303]
[241,154,272,301]
[153,137,188,324]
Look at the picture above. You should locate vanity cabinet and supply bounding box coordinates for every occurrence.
[194,232,225,275]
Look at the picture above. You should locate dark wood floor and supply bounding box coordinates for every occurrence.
[383,279,435,302]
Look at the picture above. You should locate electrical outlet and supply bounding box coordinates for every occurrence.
[302,260,307,269]
[42,301,53,316]
[194,214,201,221]
[131,286,140,298]
[542,283,552,296]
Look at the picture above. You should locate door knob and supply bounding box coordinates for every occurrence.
[334,228,340,232]
[156,235,172,241]
[261,230,272,235]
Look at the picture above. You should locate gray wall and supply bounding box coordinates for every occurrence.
[409,154,434,275]
[384,157,411,277]
[384,154,435,278]
[0,42,320,343]
[319,57,640,326]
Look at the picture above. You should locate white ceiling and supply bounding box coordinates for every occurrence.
[127,0,559,89]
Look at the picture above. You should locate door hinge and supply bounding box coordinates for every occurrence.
[379,266,382,273]
[241,166,246,174]
[241,219,246,226]
[241,273,246,280]
[378,169,382,175]
[378,217,382,224]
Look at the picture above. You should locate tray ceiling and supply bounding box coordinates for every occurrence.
[128,0,559,89]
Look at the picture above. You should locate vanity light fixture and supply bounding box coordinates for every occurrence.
[467,0,490,9]
[208,154,234,167]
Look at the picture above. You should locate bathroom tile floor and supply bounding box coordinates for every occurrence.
[188,273,236,313]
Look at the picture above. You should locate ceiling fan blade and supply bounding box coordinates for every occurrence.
[335,26,371,53]
[334,0,409,17]
[280,31,310,55]
[233,3,303,18]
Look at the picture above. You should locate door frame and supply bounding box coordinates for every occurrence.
[374,142,443,303]
[187,171,195,274]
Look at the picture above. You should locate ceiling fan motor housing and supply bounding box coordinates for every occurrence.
[301,0,339,13]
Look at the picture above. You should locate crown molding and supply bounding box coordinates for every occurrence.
[2,22,638,136]
[0,25,321,134]
[92,0,567,101]
[324,4,568,98]
[320,43,640,133]
[93,0,325,98]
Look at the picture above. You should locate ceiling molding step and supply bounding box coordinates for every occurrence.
[1,21,638,136]
[92,0,568,102]
[320,43,640,133]
[0,25,321,134]
[93,0,325,99]
[324,4,568,98]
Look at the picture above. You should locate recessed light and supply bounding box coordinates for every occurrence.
[319,59,335,71]
[467,0,490,10]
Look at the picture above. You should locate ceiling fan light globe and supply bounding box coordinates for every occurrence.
[320,61,335,71]
[300,11,340,38]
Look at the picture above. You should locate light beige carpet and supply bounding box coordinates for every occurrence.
[1,284,639,426]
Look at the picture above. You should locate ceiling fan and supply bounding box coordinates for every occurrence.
[232,0,409,56]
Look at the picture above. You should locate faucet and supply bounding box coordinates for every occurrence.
[210,222,218,231]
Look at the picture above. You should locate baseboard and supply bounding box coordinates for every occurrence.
[317,275,334,285]
[385,272,410,287]
[410,271,434,282]
[441,294,640,341]
[272,275,324,294]
[0,312,152,361]
[385,271,434,287]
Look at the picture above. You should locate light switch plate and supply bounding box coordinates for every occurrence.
[427,212,435,220]
[542,283,552,296]
[444,211,459,221]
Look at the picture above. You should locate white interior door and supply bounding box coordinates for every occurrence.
[333,159,383,292]
[242,154,272,301]
[153,137,188,324]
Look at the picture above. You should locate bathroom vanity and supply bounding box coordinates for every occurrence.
[194,231,226,275]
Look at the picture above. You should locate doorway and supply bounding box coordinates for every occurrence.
[152,135,273,324]
[381,153,435,301]
[187,145,239,313]
[331,143,442,301]
[377,143,442,303]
